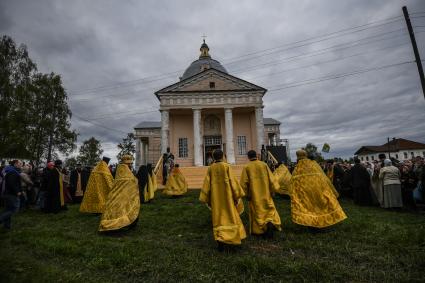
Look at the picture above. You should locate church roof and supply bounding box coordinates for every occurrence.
[264,118,281,125]
[354,138,425,155]
[180,40,228,80]
[134,121,161,129]
[181,58,227,80]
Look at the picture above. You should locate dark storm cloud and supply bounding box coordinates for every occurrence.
[1,0,425,161]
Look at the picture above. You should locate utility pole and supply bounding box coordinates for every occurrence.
[387,137,391,159]
[403,6,425,100]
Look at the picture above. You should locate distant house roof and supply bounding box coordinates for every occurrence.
[134,121,161,129]
[263,118,281,125]
[355,138,425,155]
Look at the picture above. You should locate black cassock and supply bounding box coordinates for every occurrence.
[45,168,62,213]
[350,164,374,205]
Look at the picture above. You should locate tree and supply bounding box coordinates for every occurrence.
[77,137,103,167]
[28,73,77,162]
[0,35,76,163]
[0,35,37,158]
[304,143,324,162]
[117,133,136,161]
[64,157,78,169]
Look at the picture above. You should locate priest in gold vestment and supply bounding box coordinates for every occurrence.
[273,163,292,196]
[80,157,114,214]
[199,149,246,251]
[289,149,347,229]
[240,150,281,238]
[162,164,188,196]
[99,155,140,232]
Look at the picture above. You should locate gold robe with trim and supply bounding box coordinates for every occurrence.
[289,158,347,228]
[199,161,246,245]
[80,161,113,213]
[240,160,282,234]
[99,164,140,232]
[273,164,292,196]
[162,168,188,196]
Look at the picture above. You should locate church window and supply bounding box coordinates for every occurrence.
[395,153,399,159]
[411,152,414,157]
[371,156,374,161]
[209,81,215,89]
[178,138,188,158]
[366,156,369,161]
[404,152,408,159]
[237,136,247,155]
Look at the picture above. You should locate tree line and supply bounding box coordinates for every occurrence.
[0,35,76,163]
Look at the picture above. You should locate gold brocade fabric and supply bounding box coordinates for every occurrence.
[162,168,188,196]
[146,173,156,201]
[75,172,83,197]
[199,161,246,245]
[80,161,114,214]
[98,164,140,232]
[273,164,292,196]
[289,159,347,228]
[240,160,282,234]
[57,169,64,206]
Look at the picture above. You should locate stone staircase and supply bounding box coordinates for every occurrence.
[156,164,246,189]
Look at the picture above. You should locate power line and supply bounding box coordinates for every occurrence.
[69,15,404,96]
[268,60,414,92]
[71,33,411,119]
[253,41,410,81]
[231,28,406,74]
[70,28,408,103]
[224,18,404,67]
[73,59,415,122]
[73,113,128,134]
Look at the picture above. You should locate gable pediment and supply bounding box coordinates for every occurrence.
[155,68,266,95]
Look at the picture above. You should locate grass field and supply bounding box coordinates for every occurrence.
[0,190,424,282]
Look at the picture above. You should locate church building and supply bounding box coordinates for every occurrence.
[134,41,283,168]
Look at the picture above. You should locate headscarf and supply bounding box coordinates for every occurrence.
[384,159,392,167]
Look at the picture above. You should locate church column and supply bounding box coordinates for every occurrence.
[135,138,141,168]
[160,110,169,155]
[140,140,146,165]
[255,106,265,153]
[224,108,236,164]
[193,108,203,166]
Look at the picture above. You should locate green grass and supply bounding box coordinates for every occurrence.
[0,191,424,282]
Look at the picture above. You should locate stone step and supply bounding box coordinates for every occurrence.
[157,164,246,189]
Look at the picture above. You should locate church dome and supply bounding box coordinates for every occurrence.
[180,40,228,80]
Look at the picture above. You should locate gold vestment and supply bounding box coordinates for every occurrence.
[273,164,292,196]
[240,160,281,234]
[80,161,113,213]
[162,168,188,196]
[289,158,347,228]
[99,164,140,231]
[199,161,246,245]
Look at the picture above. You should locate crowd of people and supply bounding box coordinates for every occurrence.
[315,154,425,211]
[1,148,423,252]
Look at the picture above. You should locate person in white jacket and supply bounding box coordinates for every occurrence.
[379,159,402,208]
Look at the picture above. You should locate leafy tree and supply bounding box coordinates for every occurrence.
[64,157,78,169]
[77,137,103,167]
[0,35,76,163]
[28,73,77,162]
[117,133,136,161]
[0,35,37,158]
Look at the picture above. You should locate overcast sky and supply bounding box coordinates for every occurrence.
[1,0,425,162]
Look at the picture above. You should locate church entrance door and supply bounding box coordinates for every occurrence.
[204,136,222,165]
